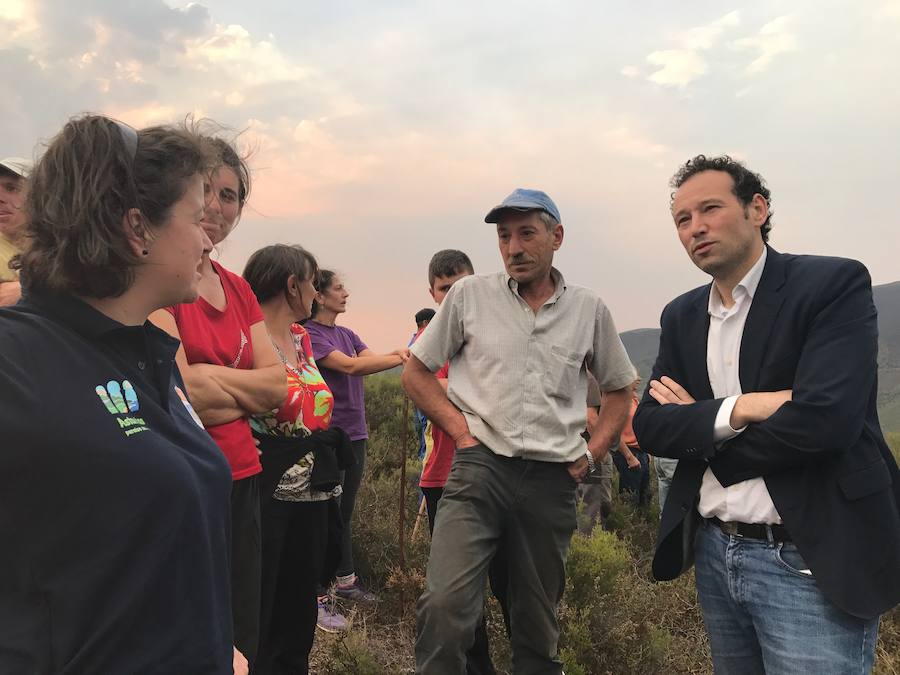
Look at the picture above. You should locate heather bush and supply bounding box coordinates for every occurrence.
[309,376,900,674]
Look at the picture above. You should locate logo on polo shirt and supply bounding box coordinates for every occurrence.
[95,380,150,437]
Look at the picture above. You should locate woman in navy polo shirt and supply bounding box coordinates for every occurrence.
[0,116,240,674]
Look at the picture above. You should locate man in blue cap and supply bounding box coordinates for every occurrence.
[403,188,636,673]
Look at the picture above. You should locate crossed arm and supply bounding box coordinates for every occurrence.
[634,260,878,485]
[149,310,287,427]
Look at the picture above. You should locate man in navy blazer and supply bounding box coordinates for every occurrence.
[633,155,900,674]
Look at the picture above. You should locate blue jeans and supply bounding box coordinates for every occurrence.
[694,520,879,674]
[612,448,650,506]
[655,456,678,516]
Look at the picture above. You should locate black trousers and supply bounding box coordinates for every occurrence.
[421,486,505,675]
[256,498,331,675]
[231,474,262,666]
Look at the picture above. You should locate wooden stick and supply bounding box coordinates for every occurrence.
[411,497,428,541]
[398,395,410,612]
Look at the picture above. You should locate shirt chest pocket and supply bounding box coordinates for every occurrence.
[544,344,583,401]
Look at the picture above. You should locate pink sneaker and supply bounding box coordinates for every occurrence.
[334,578,378,603]
[316,598,348,633]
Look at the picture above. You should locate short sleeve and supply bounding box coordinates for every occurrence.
[307,325,337,362]
[585,372,602,407]
[236,276,264,325]
[349,329,367,354]
[588,299,636,392]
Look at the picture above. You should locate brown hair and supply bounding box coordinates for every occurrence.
[208,137,251,208]
[18,115,215,298]
[310,268,337,318]
[243,244,319,304]
[427,249,474,287]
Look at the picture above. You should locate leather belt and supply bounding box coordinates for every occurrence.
[710,517,792,543]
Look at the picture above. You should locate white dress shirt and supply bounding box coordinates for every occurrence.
[698,247,782,524]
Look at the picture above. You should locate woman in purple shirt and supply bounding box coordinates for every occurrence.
[305,270,408,605]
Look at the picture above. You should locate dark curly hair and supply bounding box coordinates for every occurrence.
[670,155,773,242]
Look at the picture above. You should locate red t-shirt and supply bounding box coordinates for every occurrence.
[419,361,456,488]
[167,261,264,480]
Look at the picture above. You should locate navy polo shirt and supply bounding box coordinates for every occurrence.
[0,291,233,674]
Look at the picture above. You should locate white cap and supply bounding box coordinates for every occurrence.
[0,157,32,179]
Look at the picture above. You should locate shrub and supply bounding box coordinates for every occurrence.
[309,376,900,674]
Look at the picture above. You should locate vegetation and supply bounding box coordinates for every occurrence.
[310,375,900,674]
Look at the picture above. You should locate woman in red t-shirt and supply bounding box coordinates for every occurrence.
[151,139,286,667]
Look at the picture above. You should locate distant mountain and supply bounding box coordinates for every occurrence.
[620,280,900,434]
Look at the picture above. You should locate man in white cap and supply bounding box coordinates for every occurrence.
[403,188,636,673]
[0,157,31,306]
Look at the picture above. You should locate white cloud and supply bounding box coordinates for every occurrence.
[601,126,670,162]
[683,10,741,49]
[224,91,246,107]
[644,11,740,88]
[877,0,900,19]
[646,49,708,88]
[0,0,38,39]
[621,65,640,78]
[732,15,797,74]
[182,23,311,86]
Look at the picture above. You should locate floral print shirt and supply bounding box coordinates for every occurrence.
[251,324,338,501]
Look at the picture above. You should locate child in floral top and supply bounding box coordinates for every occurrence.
[244,244,347,675]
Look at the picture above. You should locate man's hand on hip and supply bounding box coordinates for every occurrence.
[568,454,591,483]
[454,431,481,449]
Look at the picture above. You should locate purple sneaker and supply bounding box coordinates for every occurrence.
[334,579,378,603]
[316,598,349,633]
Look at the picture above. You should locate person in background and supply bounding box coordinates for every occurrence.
[610,378,651,508]
[244,244,351,673]
[414,249,501,674]
[150,137,286,667]
[0,115,241,673]
[306,270,409,610]
[655,456,678,517]
[577,373,616,534]
[411,307,435,345]
[411,307,436,461]
[0,156,31,306]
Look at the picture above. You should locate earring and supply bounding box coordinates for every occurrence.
[141,249,149,256]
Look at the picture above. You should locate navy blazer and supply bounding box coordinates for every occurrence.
[633,247,900,620]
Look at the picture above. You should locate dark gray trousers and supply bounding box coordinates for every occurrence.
[415,444,577,675]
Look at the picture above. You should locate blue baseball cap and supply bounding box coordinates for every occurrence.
[484,188,561,224]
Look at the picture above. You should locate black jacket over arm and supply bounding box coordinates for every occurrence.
[633,247,900,620]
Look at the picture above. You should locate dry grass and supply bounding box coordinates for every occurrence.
[304,378,900,673]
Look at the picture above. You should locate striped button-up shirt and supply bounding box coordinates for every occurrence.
[411,269,636,463]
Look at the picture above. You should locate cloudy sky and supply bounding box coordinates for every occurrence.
[3,0,899,350]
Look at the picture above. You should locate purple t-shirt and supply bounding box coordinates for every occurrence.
[305,321,369,441]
